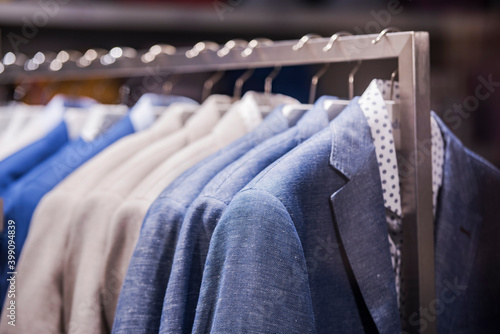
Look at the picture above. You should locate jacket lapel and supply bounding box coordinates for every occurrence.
[433,114,482,332]
[328,99,401,333]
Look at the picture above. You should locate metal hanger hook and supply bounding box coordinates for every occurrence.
[241,38,272,57]
[150,44,176,56]
[217,39,248,57]
[323,31,352,52]
[348,60,362,100]
[264,65,281,95]
[292,34,322,51]
[118,82,131,105]
[309,63,330,104]
[390,68,398,100]
[163,73,182,95]
[233,68,255,100]
[186,41,220,59]
[371,27,401,45]
[202,70,225,101]
[141,44,176,63]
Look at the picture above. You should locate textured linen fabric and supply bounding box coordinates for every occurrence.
[432,114,500,334]
[101,92,297,333]
[193,103,500,333]
[159,96,338,334]
[0,114,135,315]
[112,102,298,334]
[61,95,230,334]
[0,97,197,334]
[193,98,401,334]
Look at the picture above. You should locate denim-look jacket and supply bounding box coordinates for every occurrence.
[112,105,295,334]
[159,96,338,334]
[193,99,500,333]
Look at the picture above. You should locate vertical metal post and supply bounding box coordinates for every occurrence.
[398,32,436,334]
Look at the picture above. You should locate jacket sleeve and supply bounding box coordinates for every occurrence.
[192,188,316,334]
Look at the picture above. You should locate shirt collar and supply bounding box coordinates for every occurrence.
[185,94,232,143]
[358,79,445,218]
[430,116,444,216]
[359,79,402,216]
[129,93,197,132]
[234,91,299,132]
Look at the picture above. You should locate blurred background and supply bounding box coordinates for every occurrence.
[0,0,499,167]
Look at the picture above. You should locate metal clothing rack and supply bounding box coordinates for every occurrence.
[0,30,434,333]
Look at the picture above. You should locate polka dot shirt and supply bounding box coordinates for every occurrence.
[358,79,445,313]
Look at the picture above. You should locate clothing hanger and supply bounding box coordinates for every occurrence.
[390,69,398,100]
[283,34,343,121]
[158,73,199,126]
[292,33,322,51]
[309,63,330,105]
[204,39,249,115]
[348,60,362,100]
[255,65,285,115]
[234,38,270,101]
[49,50,83,71]
[303,33,354,111]
[387,68,401,150]
[217,39,247,58]
[262,64,307,125]
[322,55,400,130]
[141,44,176,64]
[186,41,219,59]
[160,73,194,125]
[118,82,132,106]
[212,40,248,102]
[186,41,233,116]
[163,73,181,97]
[241,38,272,58]
[202,71,225,102]
[285,33,351,121]
[264,65,281,95]
[233,68,254,101]
[280,35,321,118]
[76,48,108,68]
[237,38,300,117]
[309,63,349,121]
[322,31,352,52]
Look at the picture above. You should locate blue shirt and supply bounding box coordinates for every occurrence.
[159,96,334,334]
[0,96,97,197]
[0,121,68,197]
[0,115,135,306]
[112,106,293,334]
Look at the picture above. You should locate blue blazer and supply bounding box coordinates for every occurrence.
[193,101,500,333]
[112,107,293,334]
[433,115,500,333]
[159,97,334,334]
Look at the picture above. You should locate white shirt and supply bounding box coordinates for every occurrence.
[0,96,95,161]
